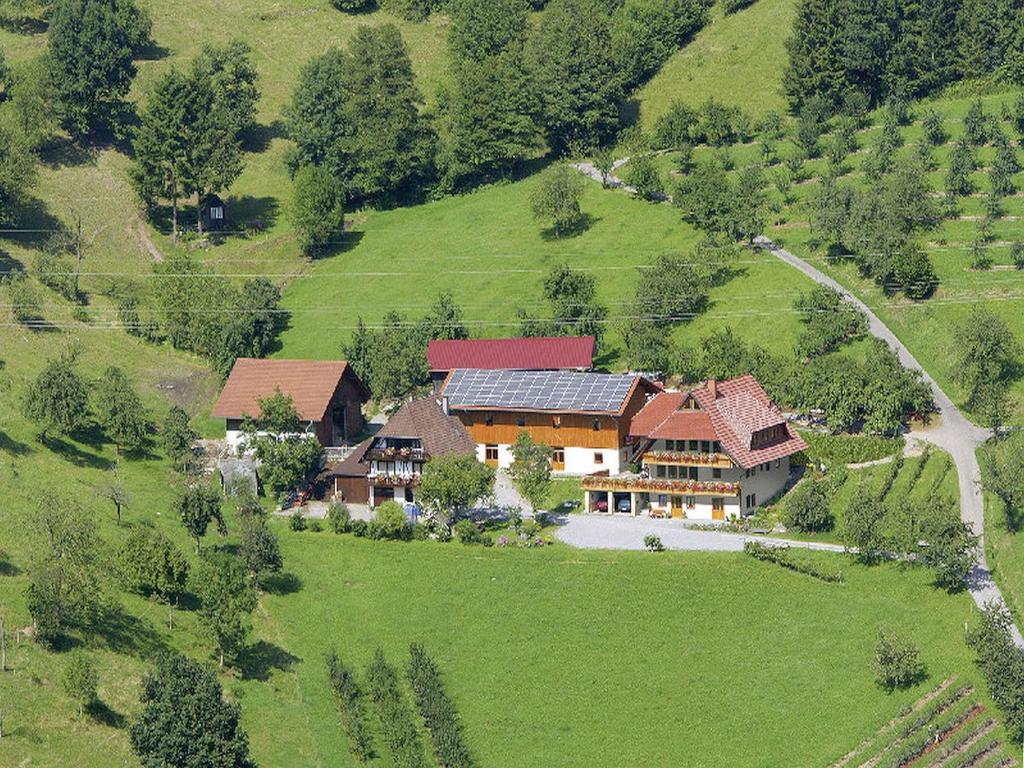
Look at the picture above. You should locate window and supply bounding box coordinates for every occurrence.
[594,452,604,465]
[688,440,699,451]
[712,467,722,479]
[485,445,499,462]
[485,415,493,427]
[656,465,667,478]
[664,439,675,451]
[666,465,678,479]
[712,441,721,453]
[686,496,696,507]
[775,459,781,468]
[688,466,698,480]
[700,440,711,453]
[553,415,561,428]
[517,415,526,427]
[210,206,224,220]
[552,447,565,468]
[658,494,668,505]
[745,493,757,509]
[592,418,601,431]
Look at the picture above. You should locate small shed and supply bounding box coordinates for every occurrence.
[218,456,260,498]
[316,438,371,504]
[201,194,227,232]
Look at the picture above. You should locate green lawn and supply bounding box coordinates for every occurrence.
[633,0,798,130]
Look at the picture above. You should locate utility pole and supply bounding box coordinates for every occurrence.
[73,211,83,300]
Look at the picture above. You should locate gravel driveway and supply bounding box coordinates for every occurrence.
[556,515,846,553]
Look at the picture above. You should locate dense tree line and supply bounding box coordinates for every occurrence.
[784,0,1024,113]
[290,0,714,203]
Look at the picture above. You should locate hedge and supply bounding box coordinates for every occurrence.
[743,542,844,583]
[407,644,474,768]
[800,431,904,466]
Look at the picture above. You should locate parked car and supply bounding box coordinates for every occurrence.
[616,497,632,513]
[594,499,609,513]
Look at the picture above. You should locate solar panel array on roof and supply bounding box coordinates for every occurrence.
[443,369,637,413]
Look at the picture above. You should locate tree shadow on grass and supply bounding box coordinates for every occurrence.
[0,430,32,456]
[226,194,280,233]
[0,13,47,34]
[87,700,127,729]
[539,213,600,241]
[85,604,169,659]
[243,119,286,154]
[238,640,300,682]
[40,435,113,470]
[263,571,302,596]
[136,40,170,61]
[39,138,99,171]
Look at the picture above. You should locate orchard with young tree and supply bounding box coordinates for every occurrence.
[193,552,257,669]
[175,484,227,554]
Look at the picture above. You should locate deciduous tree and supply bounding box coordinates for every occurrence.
[129,653,256,767]
[193,552,257,668]
[417,454,495,531]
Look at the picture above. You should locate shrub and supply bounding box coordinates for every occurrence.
[374,501,411,540]
[326,649,374,763]
[289,510,307,531]
[309,519,322,532]
[872,627,925,690]
[351,519,369,538]
[454,518,482,545]
[782,480,834,532]
[407,644,473,768]
[643,534,665,552]
[328,502,351,534]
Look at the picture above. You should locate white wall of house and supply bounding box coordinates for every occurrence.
[225,424,318,455]
[476,444,626,475]
[645,493,742,521]
[739,456,791,511]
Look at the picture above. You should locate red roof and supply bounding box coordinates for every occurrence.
[427,336,595,373]
[212,358,368,423]
[630,375,806,469]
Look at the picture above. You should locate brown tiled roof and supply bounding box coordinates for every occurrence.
[361,398,476,459]
[629,375,806,469]
[212,358,368,422]
[629,392,717,440]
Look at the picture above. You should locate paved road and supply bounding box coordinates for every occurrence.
[556,515,846,553]
[753,236,1023,647]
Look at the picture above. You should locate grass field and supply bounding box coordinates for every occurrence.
[633,0,797,129]
[274,172,818,361]
[1,522,1006,767]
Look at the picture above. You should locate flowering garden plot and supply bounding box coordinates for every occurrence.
[829,678,1016,768]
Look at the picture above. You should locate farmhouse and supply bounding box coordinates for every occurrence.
[319,397,476,507]
[212,358,369,453]
[427,335,595,390]
[582,375,807,520]
[440,368,657,475]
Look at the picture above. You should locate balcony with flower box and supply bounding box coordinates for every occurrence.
[580,473,741,497]
[642,451,734,469]
[366,445,428,462]
[369,473,422,488]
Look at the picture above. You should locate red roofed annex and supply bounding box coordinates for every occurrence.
[213,358,370,452]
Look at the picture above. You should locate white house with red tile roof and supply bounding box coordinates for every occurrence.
[582,375,806,520]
